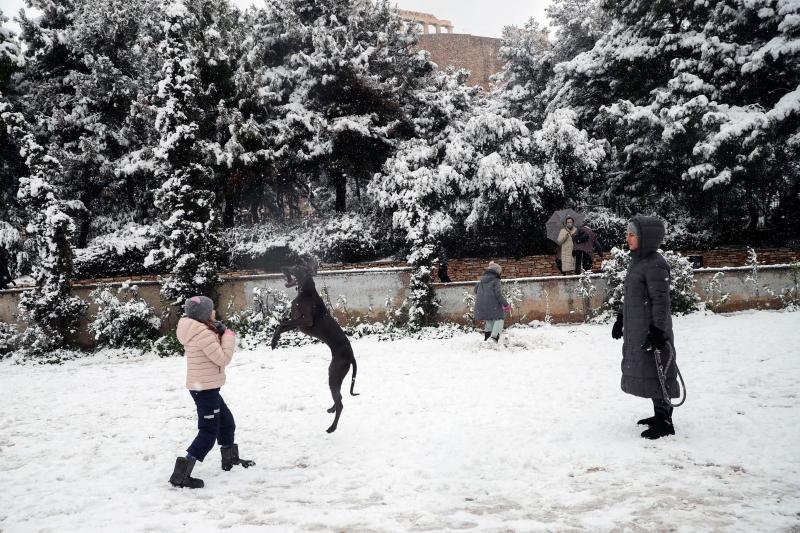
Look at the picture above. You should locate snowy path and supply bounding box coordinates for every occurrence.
[1,311,799,532]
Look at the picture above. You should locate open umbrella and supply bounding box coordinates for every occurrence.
[546,209,586,243]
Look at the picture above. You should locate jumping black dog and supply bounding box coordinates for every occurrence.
[270,261,359,433]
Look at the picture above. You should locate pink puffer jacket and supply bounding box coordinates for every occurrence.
[176,317,236,391]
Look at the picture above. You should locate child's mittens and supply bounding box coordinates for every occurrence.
[223,329,236,337]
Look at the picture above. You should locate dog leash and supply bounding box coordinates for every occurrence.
[652,341,686,408]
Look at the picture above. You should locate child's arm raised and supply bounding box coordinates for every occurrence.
[197,328,234,368]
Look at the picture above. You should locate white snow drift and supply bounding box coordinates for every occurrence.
[1,310,799,532]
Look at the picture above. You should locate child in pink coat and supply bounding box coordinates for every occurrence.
[168,296,255,489]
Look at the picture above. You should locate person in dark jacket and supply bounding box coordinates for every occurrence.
[437,246,452,283]
[0,247,15,290]
[611,216,679,439]
[473,261,511,342]
[572,223,603,274]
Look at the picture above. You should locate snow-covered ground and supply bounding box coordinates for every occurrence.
[1,311,799,532]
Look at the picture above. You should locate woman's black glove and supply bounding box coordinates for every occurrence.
[642,325,667,352]
[611,313,623,339]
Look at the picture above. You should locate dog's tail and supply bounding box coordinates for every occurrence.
[349,359,360,396]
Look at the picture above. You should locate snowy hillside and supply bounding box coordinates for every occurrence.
[2,310,798,532]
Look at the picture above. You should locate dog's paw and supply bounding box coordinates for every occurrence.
[326,426,337,433]
[327,407,336,413]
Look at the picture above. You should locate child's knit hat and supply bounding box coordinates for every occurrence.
[185,295,214,322]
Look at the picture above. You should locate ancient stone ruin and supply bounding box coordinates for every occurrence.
[397,9,454,34]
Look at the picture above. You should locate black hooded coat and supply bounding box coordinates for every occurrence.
[621,216,679,399]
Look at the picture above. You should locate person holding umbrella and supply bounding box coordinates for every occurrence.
[546,209,585,275]
[557,217,578,274]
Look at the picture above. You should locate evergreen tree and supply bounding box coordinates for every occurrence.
[0,9,26,228]
[558,0,800,243]
[495,0,608,128]
[15,0,165,245]
[205,3,286,225]
[144,0,222,307]
[10,113,86,355]
[370,67,604,325]
[275,0,433,213]
[67,0,164,236]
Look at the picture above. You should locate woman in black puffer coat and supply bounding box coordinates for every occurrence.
[611,216,679,439]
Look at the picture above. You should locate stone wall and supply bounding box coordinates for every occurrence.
[415,34,503,89]
[434,264,798,325]
[435,274,607,324]
[0,268,412,349]
[2,264,797,348]
[322,248,800,283]
[682,248,799,268]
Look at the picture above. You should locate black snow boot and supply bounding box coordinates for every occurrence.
[484,332,491,341]
[169,457,204,488]
[640,418,675,439]
[221,444,256,471]
[639,398,673,429]
[640,402,675,439]
[490,336,499,343]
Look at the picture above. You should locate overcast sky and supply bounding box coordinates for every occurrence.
[1,0,552,38]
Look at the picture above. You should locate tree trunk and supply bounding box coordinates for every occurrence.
[334,172,347,212]
[76,213,90,248]
[222,188,235,228]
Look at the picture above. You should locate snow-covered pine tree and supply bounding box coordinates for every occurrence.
[494,19,553,127]
[145,0,222,307]
[201,2,285,225]
[0,8,22,84]
[65,0,164,239]
[369,70,474,327]
[11,114,87,355]
[13,0,165,246]
[494,0,608,129]
[274,0,434,213]
[0,9,26,228]
[559,0,800,244]
[187,0,244,227]
[494,2,608,206]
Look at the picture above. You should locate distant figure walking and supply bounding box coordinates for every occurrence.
[473,261,511,343]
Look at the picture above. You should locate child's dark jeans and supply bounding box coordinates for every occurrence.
[186,388,235,461]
